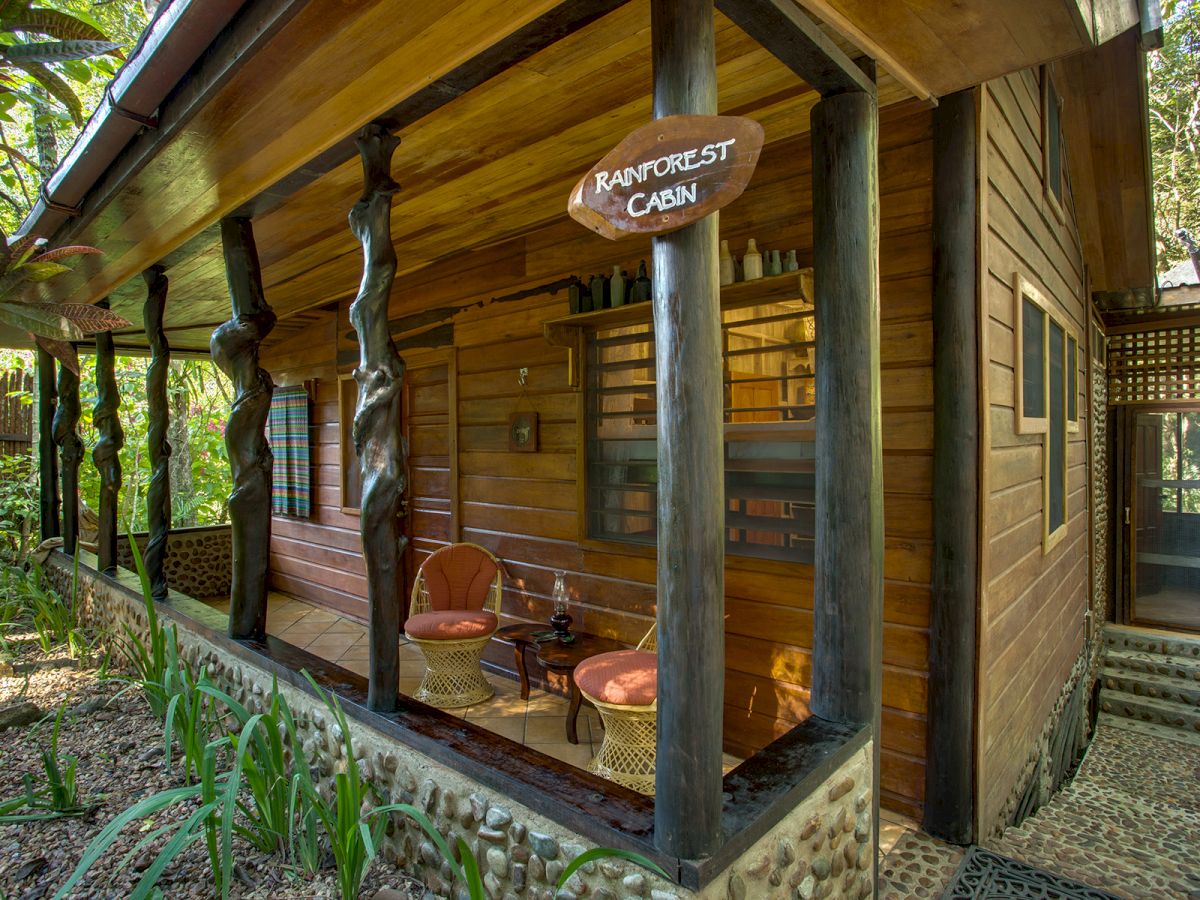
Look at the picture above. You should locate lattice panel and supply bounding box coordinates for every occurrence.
[1107,326,1200,404]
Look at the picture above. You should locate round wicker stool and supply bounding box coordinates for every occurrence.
[574,626,657,795]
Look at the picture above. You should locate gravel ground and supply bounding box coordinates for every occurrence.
[0,631,426,900]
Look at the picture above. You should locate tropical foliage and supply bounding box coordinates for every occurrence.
[1149,0,1200,270]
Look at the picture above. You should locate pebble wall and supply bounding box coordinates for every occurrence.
[115,526,233,599]
[48,554,875,900]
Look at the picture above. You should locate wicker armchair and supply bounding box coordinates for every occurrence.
[404,543,503,708]
[574,624,657,795]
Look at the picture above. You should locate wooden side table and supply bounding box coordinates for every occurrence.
[494,624,625,744]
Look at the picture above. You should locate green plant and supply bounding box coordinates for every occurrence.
[160,631,221,785]
[112,533,169,718]
[0,559,86,657]
[0,700,88,822]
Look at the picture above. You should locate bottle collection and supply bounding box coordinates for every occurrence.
[719,238,799,286]
[567,239,799,315]
[568,259,652,314]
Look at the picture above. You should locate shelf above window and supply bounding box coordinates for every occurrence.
[543,269,813,388]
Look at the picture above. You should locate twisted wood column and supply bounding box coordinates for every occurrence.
[52,352,83,555]
[36,347,59,543]
[212,218,276,640]
[144,266,172,602]
[349,124,406,712]
[93,301,124,574]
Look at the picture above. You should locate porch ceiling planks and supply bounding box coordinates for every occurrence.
[26,0,610,312]
[69,0,911,352]
[793,0,1139,99]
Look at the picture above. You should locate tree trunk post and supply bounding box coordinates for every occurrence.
[36,346,59,543]
[924,88,979,845]
[93,301,124,574]
[212,218,276,640]
[810,85,882,858]
[144,265,173,602]
[349,124,406,713]
[649,0,724,858]
[52,352,83,555]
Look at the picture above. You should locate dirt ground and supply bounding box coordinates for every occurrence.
[0,632,426,900]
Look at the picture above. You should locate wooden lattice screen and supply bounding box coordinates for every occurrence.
[1107,323,1200,405]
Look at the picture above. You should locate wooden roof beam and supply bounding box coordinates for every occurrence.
[234,0,635,220]
[715,0,875,97]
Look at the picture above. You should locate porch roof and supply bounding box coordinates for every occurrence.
[14,0,1155,354]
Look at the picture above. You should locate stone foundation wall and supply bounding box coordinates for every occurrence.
[47,553,874,900]
[116,526,232,599]
[989,649,1093,839]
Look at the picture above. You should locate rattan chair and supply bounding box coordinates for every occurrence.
[404,543,503,708]
[574,624,657,795]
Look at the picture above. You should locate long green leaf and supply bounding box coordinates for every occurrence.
[556,847,671,888]
[51,784,206,899]
[6,9,110,43]
[18,260,71,282]
[0,302,82,341]
[10,60,81,124]
[3,39,120,63]
[129,802,219,900]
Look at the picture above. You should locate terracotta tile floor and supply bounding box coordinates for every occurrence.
[206,592,609,772]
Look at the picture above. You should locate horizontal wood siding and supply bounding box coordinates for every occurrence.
[259,100,935,818]
[979,70,1089,834]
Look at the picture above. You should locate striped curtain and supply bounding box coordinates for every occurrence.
[267,385,311,518]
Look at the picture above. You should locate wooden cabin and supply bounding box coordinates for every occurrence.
[23,0,1165,889]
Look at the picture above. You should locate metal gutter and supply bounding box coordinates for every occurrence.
[17,0,248,240]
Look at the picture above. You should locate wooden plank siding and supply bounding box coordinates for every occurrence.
[258,100,935,819]
[977,69,1091,835]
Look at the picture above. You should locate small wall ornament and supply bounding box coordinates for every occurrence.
[508,411,538,452]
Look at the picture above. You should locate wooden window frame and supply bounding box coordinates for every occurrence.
[1067,330,1080,433]
[338,373,362,514]
[1041,66,1066,223]
[1044,316,1069,553]
[1014,274,1050,434]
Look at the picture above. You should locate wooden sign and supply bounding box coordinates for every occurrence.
[568,115,764,240]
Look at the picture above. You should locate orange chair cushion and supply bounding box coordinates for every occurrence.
[405,610,498,641]
[575,650,657,706]
[421,545,498,612]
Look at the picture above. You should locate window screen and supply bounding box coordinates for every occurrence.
[1045,73,1063,205]
[1022,296,1046,419]
[586,298,817,562]
[1047,320,1066,535]
[1067,335,1078,422]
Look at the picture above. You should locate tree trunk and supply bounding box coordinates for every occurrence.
[93,302,124,574]
[349,123,406,713]
[167,364,195,527]
[144,266,172,601]
[212,218,276,641]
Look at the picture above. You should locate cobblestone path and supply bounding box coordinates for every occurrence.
[879,722,1200,899]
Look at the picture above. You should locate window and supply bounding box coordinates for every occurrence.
[585,295,816,563]
[338,374,362,512]
[1045,318,1067,547]
[1015,277,1049,433]
[1158,413,1200,514]
[1042,67,1065,216]
[1014,274,1078,552]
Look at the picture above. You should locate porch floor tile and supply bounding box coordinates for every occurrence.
[202,593,753,783]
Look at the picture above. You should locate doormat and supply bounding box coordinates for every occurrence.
[942,847,1122,899]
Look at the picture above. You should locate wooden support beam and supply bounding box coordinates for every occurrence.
[234,0,634,219]
[714,0,875,97]
[52,352,83,555]
[93,302,124,574]
[810,82,881,830]
[924,88,978,845]
[349,124,407,713]
[650,0,724,859]
[213,217,276,640]
[36,347,59,543]
[144,266,172,602]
